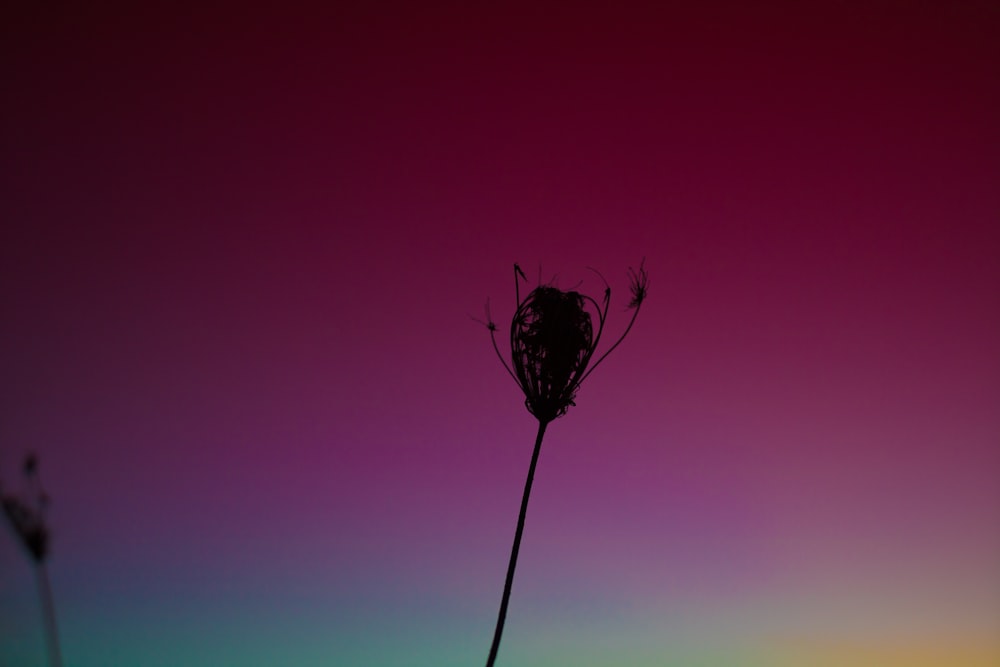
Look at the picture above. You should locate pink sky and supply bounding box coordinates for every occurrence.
[2,3,999,666]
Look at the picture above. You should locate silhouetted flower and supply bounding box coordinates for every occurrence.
[479,260,648,667]
[485,260,649,423]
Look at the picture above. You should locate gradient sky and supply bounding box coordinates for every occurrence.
[2,3,998,666]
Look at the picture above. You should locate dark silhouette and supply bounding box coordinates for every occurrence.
[480,261,648,666]
[2,454,62,667]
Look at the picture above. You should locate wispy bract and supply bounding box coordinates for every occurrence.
[486,260,648,422]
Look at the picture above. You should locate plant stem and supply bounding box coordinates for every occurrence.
[36,563,62,667]
[486,419,549,667]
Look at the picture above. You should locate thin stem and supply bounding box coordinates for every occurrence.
[36,563,62,667]
[486,419,549,667]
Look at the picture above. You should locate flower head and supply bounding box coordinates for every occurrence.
[483,261,648,423]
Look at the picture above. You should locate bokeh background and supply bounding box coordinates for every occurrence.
[2,3,998,666]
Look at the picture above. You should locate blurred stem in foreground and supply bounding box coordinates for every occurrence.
[2,454,62,667]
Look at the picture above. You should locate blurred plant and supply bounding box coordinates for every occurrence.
[478,261,648,667]
[2,454,62,667]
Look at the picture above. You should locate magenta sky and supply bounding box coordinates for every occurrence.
[2,3,998,666]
